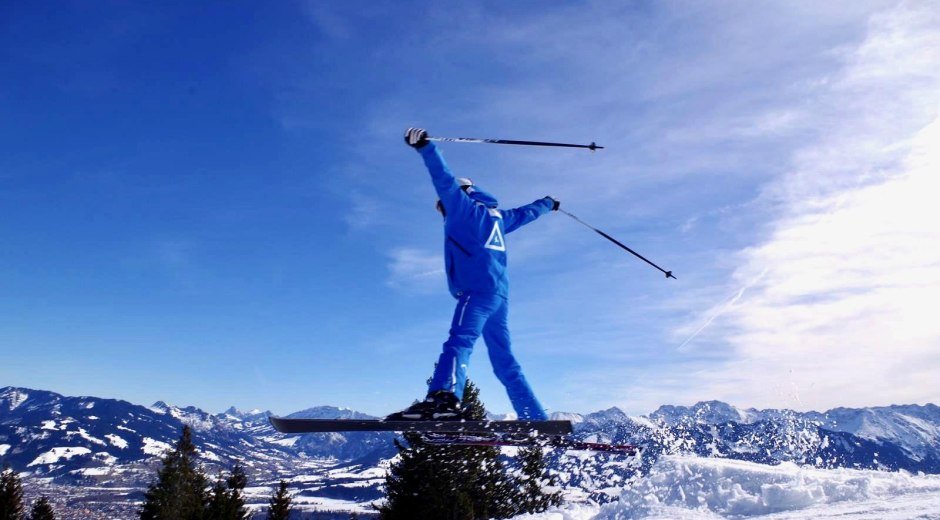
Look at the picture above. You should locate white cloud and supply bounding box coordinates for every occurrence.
[670,3,940,411]
[343,191,382,230]
[385,247,444,294]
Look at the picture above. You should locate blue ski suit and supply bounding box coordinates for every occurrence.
[416,142,554,420]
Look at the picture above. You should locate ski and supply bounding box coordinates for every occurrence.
[420,432,639,454]
[268,416,573,436]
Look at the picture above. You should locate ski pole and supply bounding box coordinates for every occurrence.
[426,136,603,151]
[560,209,676,280]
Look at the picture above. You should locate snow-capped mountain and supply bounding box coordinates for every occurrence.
[0,386,297,485]
[808,404,940,460]
[645,400,940,458]
[571,401,940,473]
[3,386,940,518]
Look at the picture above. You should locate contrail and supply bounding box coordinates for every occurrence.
[677,268,768,352]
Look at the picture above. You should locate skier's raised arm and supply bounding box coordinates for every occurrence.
[503,196,559,234]
[404,128,468,216]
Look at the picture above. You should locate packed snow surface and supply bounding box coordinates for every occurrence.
[514,456,940,519]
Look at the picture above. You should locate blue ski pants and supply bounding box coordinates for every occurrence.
[428,292,548,420]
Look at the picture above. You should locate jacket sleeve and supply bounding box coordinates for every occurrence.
[502,197,554,234]
[417,142,472,217]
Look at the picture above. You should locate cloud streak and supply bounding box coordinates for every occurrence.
[668,3,940,411]
[385,247,444,294]
[677,268,768,353]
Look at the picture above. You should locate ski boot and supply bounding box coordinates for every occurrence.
[385,391,466,421]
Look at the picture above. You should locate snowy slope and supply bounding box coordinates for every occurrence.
[5,386,940,518]
[627,401,940,472]
[648,400,940,463]
[514,455,940,519]
[0,387,297,482]
[808,405,940,460]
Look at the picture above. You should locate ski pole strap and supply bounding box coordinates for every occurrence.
[426,136,603,151]
[560,210,676,279]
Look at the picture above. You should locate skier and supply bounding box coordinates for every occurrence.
[388,128,559,422]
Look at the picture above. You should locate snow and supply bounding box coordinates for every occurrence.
[814,408,940,459]
[289,495,377,514]
[552,412,586,424]
[200,450,221,462]
[270,436,300,447]
[105,434,128,449]
[513,456,940,519]
[142,437,172,456]
[27,447,93,466]
[76,467,113,477]
[67,427,107,446]
[3,389,28,410]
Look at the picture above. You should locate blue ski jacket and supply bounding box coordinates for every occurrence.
[417,142,554,299]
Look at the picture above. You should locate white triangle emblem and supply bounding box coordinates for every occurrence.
[485,222,506,251]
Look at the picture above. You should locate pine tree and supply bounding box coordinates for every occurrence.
[378,381,520,520]
[28,497,55,520]
[514,445,562,514]
[266,480,292,520]
[0,466,25,520]
[139,426,210,520]
[207,463,249,520]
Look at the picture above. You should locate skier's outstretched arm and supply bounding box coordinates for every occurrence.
[405,128,467,214]
[503,196,558,234]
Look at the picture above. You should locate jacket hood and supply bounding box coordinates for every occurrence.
[466,186,499,208]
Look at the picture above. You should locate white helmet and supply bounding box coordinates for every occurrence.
[436,178,475,216]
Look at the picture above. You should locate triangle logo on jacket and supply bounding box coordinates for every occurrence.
[485,222,506,252]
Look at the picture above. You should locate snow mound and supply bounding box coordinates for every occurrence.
[515,456,940,519]
[612,456,940,517]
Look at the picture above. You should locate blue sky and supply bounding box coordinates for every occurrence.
[3,1,938,417]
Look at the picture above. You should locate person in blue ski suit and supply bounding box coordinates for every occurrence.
[390,128,558,421]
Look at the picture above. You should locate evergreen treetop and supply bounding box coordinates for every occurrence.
[266,480,292,520]
[139,425,209,520]
[29,496,55,520]
[0,466,25,520]
[139,426,252,520]
[207,463,249,520]
[378,381,562,519]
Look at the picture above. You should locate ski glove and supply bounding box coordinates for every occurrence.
[404,128,429,149]
[546,196,560,211]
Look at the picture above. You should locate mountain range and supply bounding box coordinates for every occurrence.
[2,386,939,518]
